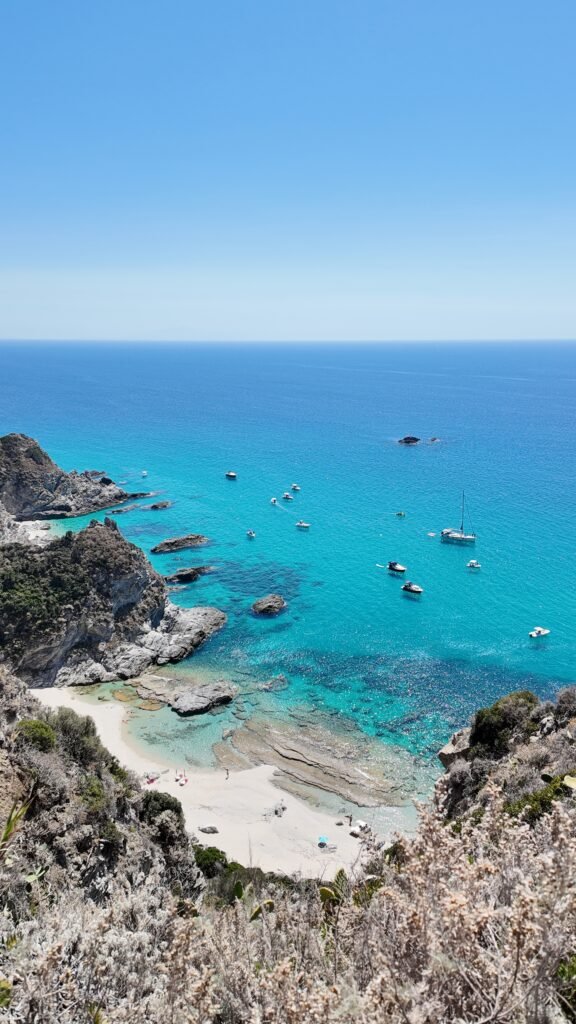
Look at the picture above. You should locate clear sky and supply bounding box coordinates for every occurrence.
[1,1,575,341]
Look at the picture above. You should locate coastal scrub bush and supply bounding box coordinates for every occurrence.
[504,774,569,823]
[555,687,576,728]
[192,844,228,879]
[80,775,107,816]
[50,707,107,767]
[141,790,184,824]
[15,718,56,752]
[469,689,539,757]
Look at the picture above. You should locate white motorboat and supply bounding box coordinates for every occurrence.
[395,511,406,518]
[282,492,294,501]
[225,470,237,479]
[441,492,476,544]
[467,559,481,570]
[141,470,148,477]
[246,530,256,539]
[402,581,423,594]
[388,561,407,573]
[529,626,550,638]
[270,497,277,504]
[296,520,310,529]
[291,483,301,491]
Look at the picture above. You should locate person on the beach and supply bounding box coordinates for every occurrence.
[225,768,230,780]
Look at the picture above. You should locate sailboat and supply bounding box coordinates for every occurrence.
[441,492,476,545]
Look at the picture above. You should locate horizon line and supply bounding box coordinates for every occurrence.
[1,338,576,345]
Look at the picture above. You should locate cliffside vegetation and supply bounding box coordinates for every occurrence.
[2,669,576,1022]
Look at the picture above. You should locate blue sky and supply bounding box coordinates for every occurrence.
[1,1,575,341]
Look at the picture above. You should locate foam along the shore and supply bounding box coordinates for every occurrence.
[32,686,417,879]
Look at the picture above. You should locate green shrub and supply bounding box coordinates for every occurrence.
[50,707,107,767]
[0,978,12,1009]
[469,690,539,757]
[81,775,107,816]
[100,819,124,857]
[193,844,228,879]
[16,718,56,752]
[505,776,567,824]
[558,955,576,1021]
[141,790,184,824]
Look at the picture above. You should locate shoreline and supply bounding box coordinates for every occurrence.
[32,685,419,878]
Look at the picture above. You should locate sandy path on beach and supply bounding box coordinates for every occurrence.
[32,687,417,877]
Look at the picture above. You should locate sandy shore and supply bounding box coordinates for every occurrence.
[32,686,417,879]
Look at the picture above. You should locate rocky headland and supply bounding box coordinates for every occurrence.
[0,433,148,519]
[0,435,226,688]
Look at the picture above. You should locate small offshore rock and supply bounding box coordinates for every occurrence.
[164,566,213,584]
[171,681,237,716]
[398,435,420,445]
[151,533,210,554]
[148,501,172,510]
[252,594,287,616]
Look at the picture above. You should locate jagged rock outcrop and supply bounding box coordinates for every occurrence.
[398,435,420,445]
[151,534,210,554]
[0,433,146,519]
[131,673,237,716]
[0,517,225,687]
[251,594,287,616]
[164,566,213,584]
[438,726,471,768]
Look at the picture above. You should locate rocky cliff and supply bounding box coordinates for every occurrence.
[0,517,225,687]
[0,433,142,519]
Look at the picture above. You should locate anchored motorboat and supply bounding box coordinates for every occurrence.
[296,520,310,529]
[291,483,301,491]
[395,511,406,518]
[529,626,550,638]
[282,492,294,501]
[467,559,481,570]
[402,581,423,594]
[270,497,277,504]
[225,471,237,479]
[141,470,148,477]
[441,491,476,544]
[246,530,256,539]
[388,561,407,573]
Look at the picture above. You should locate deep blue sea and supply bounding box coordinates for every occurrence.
[2,341,575,785]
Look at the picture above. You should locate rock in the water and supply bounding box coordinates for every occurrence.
[148,501,172,510]
[438,727,471,768]
[151,534,210,553]
[0,433,147,519]
[171,681,237,716]
[398,435,420,445]
[164,566,214,584]
[251,594,287,616]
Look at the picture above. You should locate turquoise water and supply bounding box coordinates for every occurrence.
[2,341,576,775]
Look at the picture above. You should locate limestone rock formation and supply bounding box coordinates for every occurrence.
[438,727,471,768]
[0,433,147,519]
[251,594,287,616]
[164,566,213,584]
[151,534,210,553]
[0,517,226,687]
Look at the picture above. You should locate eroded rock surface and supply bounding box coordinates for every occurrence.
[151,534,210,553]
[251,594,287,616]
[0,433,146,519]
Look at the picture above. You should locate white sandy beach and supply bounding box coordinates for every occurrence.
[32,686,415,878]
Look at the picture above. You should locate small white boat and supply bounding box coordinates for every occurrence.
[529,626,550,639]
[225,470,237,479]
[141,470,148,477]
[291,483,301,491]
[395,511,406,518]
[282,492,294,501]
[402,581,423,594]
[270,497,277,504]
[388,561,407,573]
[246,530,256,539]
[467,559,481,570]
[441,492,476,544]
[296,520,310,529]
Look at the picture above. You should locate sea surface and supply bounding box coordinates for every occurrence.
[2,341,576,791]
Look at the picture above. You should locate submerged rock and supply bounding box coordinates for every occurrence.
[148,501,172,510]
[151,534,210,553]
[251,594,287,616]
[0,432,147,519]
